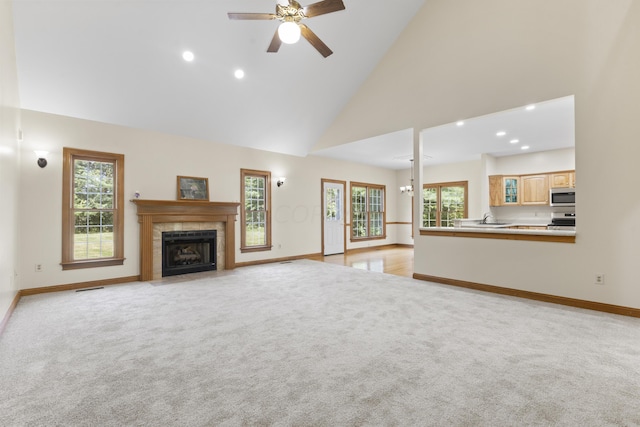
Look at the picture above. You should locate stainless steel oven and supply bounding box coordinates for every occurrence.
[547,212,576,230]
[550,187,576,207]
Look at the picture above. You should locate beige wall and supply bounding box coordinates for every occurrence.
[319,0,640,308]
[18,110,401,289]
[0,1,21,317]
[7,0,640,313]
[491,148,575,177]
[420,1,639,307]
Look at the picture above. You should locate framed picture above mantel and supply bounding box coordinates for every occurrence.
[177,176,209,201]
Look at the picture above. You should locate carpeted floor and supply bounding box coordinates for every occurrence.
[1,260,640,426]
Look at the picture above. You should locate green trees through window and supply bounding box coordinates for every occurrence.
[351,182,385,240]
[62,147,124,270]
[73,159,115,259]
[241,169,271,252]
[423,182,468,228]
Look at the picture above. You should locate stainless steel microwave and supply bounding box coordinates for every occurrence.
[550,187,576,207]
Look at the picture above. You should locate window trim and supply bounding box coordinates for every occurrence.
[61,147,125,270]
[350,181,386,241]
[240,168,272,253]
[422,180,468,228]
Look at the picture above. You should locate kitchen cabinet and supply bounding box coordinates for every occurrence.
[549,171,575,188]
[489,176,503,206]
[521,175,549,205]
[503,176,520,205]
[490,170,574,207]
[489,175,520,206]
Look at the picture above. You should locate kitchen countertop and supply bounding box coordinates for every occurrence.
[419,225,576,243]
[459,222,546,229]
[434,225,575,236]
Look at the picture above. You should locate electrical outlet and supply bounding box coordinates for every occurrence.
[35,264,43,272]
[595,274,604,285]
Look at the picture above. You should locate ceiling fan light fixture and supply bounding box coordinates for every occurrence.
[182,51,194,62]
[278,21,301,44]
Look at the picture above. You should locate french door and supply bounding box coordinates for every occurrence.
[423,181,468,227]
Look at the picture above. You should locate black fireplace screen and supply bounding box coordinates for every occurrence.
[162,230,217,277]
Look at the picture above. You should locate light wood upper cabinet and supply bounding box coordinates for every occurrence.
[521,175,549,205]
[489,175,503,206]
[549,171,576,188]
[489,170,573,206]
[489,175,520,206]
[503,176,520,205]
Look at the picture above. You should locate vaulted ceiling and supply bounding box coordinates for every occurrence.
[12,0,579,169]
[12,0,426,157]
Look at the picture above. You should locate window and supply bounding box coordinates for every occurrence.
[241,169,272,252]
[423,181,468,227]
[62,148,125,270]
[351,182,386,240]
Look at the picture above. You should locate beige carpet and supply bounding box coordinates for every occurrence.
[1,260,640,426]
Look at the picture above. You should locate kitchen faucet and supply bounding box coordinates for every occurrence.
[481,212,492,224]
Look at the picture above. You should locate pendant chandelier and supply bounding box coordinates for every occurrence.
[399,159,414,196]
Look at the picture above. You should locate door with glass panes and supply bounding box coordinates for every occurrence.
[422,182,468,227]
[323,180,345,255]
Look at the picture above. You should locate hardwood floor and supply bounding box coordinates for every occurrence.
[308,246,414,278]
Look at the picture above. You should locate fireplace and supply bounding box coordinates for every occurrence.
[131,199,239,281]
[162,230,217,277]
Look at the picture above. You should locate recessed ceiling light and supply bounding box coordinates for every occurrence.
[510,139,519,144]
[496,131,507,137]
[456,121,464,127]
[234,69,245,79]
[521,145,530,150]
[182,51,194,62]
[525,104,536,111]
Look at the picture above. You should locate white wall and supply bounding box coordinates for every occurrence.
[319,0,640,309]
[18,110,401,289]
[407,0,640,309]
[0,1,21,317]
[492,148,575,176]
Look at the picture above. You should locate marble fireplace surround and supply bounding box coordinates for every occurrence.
[131,200,240,281]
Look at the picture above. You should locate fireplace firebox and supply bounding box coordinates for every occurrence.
[162,230,217,277]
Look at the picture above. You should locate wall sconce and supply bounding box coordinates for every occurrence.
[277,177,286,187]
[34,151,49,168]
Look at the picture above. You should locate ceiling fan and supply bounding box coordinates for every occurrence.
[228,0,346,58]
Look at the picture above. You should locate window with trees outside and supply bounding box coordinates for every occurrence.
[61,147,125,270]
[241,169,272,252]
[423,181,468,227]
[351,182,386,240]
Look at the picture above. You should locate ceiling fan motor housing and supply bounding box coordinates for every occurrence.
[276,2,306,23]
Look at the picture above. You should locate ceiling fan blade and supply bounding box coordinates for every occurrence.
[303,0,345,18]
[267,29,282,53]
[227,12,277,20]
[299,24,333,57]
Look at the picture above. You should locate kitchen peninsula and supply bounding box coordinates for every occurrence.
[420,223,575,243]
